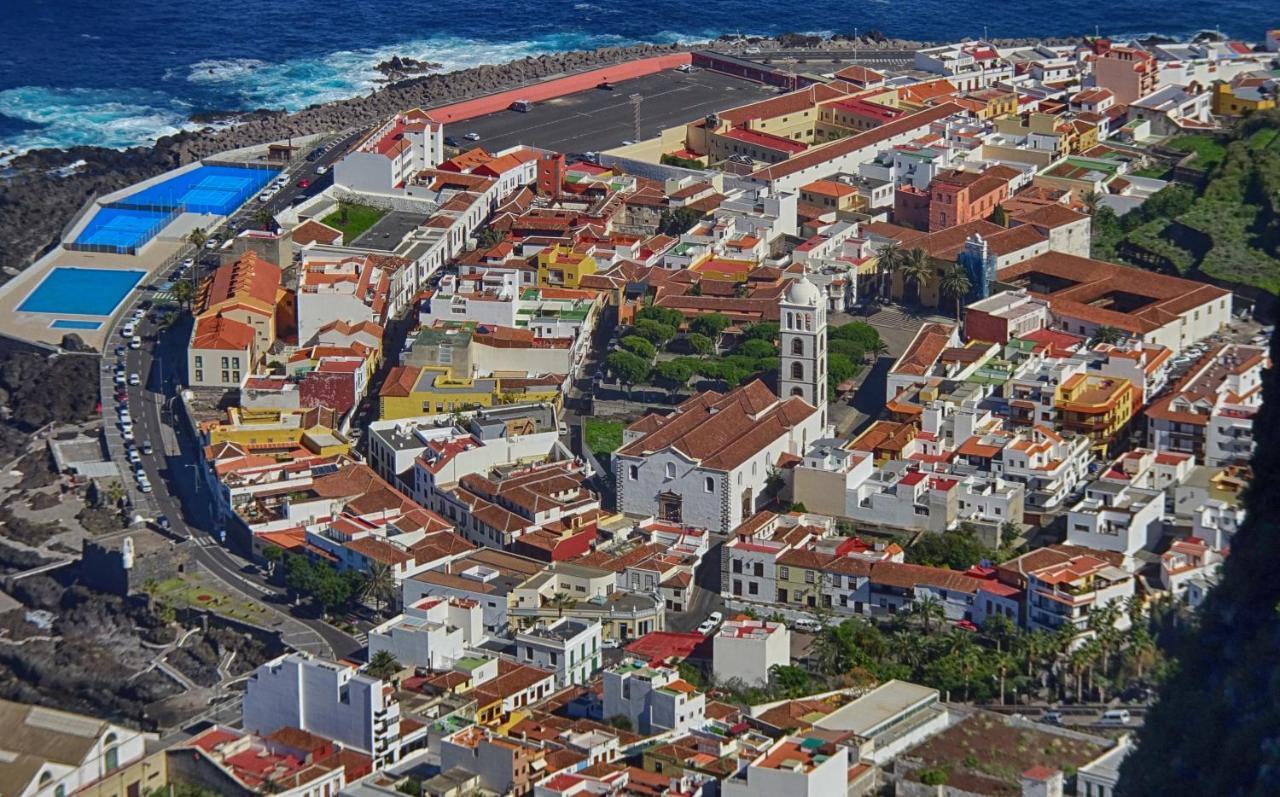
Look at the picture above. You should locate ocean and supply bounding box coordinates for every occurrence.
[0,0,1270,155]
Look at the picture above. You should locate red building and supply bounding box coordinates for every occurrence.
[928,169,1012,232]
[894,185,932,230]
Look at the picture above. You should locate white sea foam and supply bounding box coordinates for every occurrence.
[0,86,196,158]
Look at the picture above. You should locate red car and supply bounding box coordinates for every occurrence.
[297,178,311,189]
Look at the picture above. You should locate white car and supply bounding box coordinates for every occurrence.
[204,238,219,250]
[697,620,716,635]
[122,428,134,443]
[181,257,195,268]
[138,479,153,494]
[315,165,328,175]
[464,132,481,141]
[794,618,823,634]
[258,192,271,202]
[121,324,135,338]
[128,373,140,386]
[129,335,142,349]
[707,611,723,626]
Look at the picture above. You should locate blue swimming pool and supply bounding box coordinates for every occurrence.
[121,164,280,215]
[50,319,103,330]
[19,268,146,316]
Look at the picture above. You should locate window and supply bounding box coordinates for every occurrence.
[221,370,230,383]
[779,566,790,579]
[704,476,715,493]
[194,355,203,368]
[805,570,815,583]
[629,465,638,480]
[791,338,804,356]
[194,370,203,382]
[748,582,759,595]
[791,362,804,380]
[732,559,742,574]
[220,356,229,369]
[665,462,676,478]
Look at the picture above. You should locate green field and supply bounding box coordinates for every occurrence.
[584,418,624,455]
[1167,134,1227,171]
[320,203,388,242]
[150,577,277,625]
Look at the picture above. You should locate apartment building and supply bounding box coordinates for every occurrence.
[175,726,348,797]
[334,109,443,192]
[1160,537,1225,606]
[712,619,791,687]
[1147,344,1267,466]
[722,735,850,797]
[194,251,283,356]
[295,250,411,345]
[602,659,706,736]
[243,653,401,767]
[367,596,484,670]
[440,727,546,796]
[188,314,256,388]
[999,545,1134,635]
[514,618,603,687]
[1092,45,1159,105]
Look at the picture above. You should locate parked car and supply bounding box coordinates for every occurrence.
[1042,710,1063,725]
[464,132,481,141]
[129,335,142,349]
[707,611,723,625]
[297,178,311,189]
[141,441,154,455]
[444,136,460,147]
[697,619,716,635]
[315,165,328,175]
[128,373,140,386]
[1099,709,1132,726]
[793,618,822,633]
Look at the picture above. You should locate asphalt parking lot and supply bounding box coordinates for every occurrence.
[351,211,430,251]
[445,69,779,155]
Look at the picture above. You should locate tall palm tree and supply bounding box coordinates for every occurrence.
[994,650,1016,705]
[185,226,208,299]
[1081,190,1103,215]
[366,650,401,681]
[358,561,397,615]
[900,247,933,307]
[939,264,973,322]
[876,242,904,300]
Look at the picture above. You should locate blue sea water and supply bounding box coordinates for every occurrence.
[0,0,1269,155]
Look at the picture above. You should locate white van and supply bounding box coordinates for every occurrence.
[1099,709,1131,726]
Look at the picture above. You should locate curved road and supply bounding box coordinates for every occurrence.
[105,136,366,662]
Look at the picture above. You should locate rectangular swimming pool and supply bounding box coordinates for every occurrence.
[19,267,146,316]
[121,164,280,215]
[50,319,103,330]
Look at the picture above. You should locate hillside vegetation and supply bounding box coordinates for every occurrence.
[1093,110,1280,295]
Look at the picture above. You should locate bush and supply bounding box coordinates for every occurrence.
[736,338,777,359]
[619,335,656,360]
[584,419,624,455]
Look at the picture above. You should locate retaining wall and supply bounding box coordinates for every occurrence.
[426,53,694,124]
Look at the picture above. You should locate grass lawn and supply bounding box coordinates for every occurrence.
[321,203,388,242]
[151,577,276,625]
[1131,165,1170,179]
[584,418,624,455]
[1166,134,1227,171]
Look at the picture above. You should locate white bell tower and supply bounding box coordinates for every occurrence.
[779,274,827,426]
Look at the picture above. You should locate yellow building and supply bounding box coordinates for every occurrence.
[204,406,351,457]
[775,550,827,609]
[537,244,597,289]
[1054,374,1139,456]
[379,365,562,420]
[195,251,284,356]
[959,88,1019,120]
[1213,79,1277,116]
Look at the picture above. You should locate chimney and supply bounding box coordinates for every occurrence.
[1020,766,1064,797]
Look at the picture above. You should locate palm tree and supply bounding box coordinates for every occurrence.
[253,207,275,231]
[337,198,353,225]
[105,480,125,507]
[171,279,196,310]
[982,613,1018,653]
[939,264,973,322]
[187,227,208,252]
[1093,326,1125,345]
[358,561,397,615]
[994,650,1016,705]
[366,650,401,681]
[1081,190,1103,215]
[900,247,933,307]
[876,241,904,300]
[869,339,890,364]
[916,595,945,634]
[549,592,578,618]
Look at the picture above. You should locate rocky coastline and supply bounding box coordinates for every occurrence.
[0,32,1098,276]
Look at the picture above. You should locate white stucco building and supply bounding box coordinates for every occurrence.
[334,110,443,192]
[514,617,603,687]
[243,653,402,767]
[712,618,791,687]
[367,596,484,670]
[602,659,705,736]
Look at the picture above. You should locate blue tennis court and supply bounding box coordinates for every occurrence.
[120,164,279,215]
[74,207,175,252]
[19,267,146,316]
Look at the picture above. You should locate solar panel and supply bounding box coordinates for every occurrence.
[311,463,340,476]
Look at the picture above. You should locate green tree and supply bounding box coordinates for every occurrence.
[742,322,780,342]
[253,207,275,231]
[1081,189,1103,215]
[991,204,1008,226]
[915,595,945,634]
[736,338,777,359]
[770,664,812,697]
[619,335,656,360]
[685,332,714,355]
[939,263,973,322]
[689,312,731,339]
[337,198,353,223]
[475,227,503,248]
[358,561,397,614]
[172,279,197,310]
[876,241,905,299]
[1093,326,1126,345]
[658,206,702,236]
[827,352,856,393]
[907,524,995,570]
[607,714,633,731]
[900,247,933,305]
[366,650,401,681]
[187,226,208,252]
[262,545,284,577]
[652,360,693,395]
[636,305,684,328]
[632,319,677,345]
[605,351,650,395]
